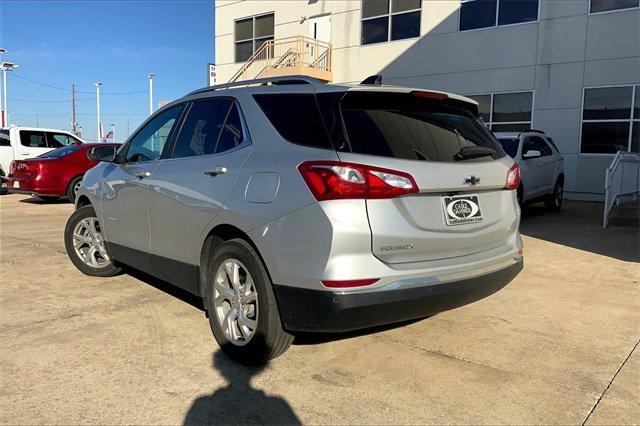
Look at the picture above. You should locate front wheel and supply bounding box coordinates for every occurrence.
[64,205,122,277]
[545,180,563,212]
[204,238,293,365]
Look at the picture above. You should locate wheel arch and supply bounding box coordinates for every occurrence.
[556,173,564,185]
[76,194,92,209]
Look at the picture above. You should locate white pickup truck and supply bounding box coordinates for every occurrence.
[0,126,84,180]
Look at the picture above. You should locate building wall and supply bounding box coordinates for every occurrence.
[214,0,640,200]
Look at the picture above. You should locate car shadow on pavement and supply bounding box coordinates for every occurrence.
[18,196,69,204]
[293,317,425,345]
[184,350,301,425]
[519,200,639,263]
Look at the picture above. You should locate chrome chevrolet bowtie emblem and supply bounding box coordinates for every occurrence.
[464,176,480,185]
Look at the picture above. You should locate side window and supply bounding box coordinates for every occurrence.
[20,131,47,148]
[0,130,10,147]
[171,99,233,159]
[125,106,183,162]
[216,103,244,153]
[524,136,551,156]
[46,133,78,148]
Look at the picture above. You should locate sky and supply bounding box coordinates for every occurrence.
[0,1,214,141]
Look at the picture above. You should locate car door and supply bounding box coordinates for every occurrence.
[100,105,184,255]
[17,130,51,159]
[520,136,548,199]
[148,98,251,273]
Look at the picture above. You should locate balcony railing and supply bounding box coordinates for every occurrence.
[229,36,332,83]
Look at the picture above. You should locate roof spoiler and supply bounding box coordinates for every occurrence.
[361,75,382,85]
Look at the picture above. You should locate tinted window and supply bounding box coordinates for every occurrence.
[47,133,78,148]
[362,17,389,44]
[524,136,551,156]
[460,0,497,31]
[172,100,232,158]
[632,122,639,153]
[216,103,245,153]
[0,130,9,147]
[235,14,274,62]
[581,122,630,154]
[361,0,421,45]
[125,106,183,162]
[634,86,639,119]
[362,0,389,18]
[590,0,639,13]
[498,138,519,158]
[467,94,491,122]
[498,0,538,25]
[339,92,504,162]
[391,11,421,40]
[583,86,632,120]
[38,145,82,159]
[20,131,47,148]
[253,94,333,149]
[493,92,533,122]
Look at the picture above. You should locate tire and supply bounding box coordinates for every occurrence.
[203,238,293,365]
[66,175,83,203]
[545,179,563,212]
[38,196,60,202]
[517,185,524,208]
[64,205,122,277]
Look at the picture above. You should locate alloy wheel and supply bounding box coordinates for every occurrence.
[73,180,82,195]
[72,217,111,269]
[213,258,258,346]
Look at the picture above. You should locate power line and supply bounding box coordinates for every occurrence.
[9,97,95,103]
[9,73,148,95]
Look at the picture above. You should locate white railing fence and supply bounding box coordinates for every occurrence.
[603,151,640,228]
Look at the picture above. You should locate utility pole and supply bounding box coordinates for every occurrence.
[110,123,116,143]
[147,73,154,116]
[36,113,39,127]
[126,118,130,139]
[0,48,5,127]
[71,84,77,134]
[94,82,102,141]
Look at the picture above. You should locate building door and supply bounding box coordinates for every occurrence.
[308,14,331,68]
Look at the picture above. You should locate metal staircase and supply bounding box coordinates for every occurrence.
[603,151,640,228]
[229,36,332,83]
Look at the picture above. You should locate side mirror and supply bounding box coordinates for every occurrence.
[88,145,117,162]
[523,149,541,159]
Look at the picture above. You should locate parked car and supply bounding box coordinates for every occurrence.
[494,130,564,211]
[64,76,524,364]
[7,143,119,203]
[0,126,84,182]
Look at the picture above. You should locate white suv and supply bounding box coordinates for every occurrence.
[495,131,564,211]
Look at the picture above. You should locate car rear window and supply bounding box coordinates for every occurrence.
[38,145,81,158]
[253,93,333,150]
[498,138,519,158]
[335,91,505,162]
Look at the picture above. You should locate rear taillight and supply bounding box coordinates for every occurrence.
[322,278,380,288]
[298,161,418,201]
[505,163,521,190]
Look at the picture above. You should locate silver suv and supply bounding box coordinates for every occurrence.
[64,76,524,364]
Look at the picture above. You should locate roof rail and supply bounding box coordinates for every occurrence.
[187,75,323,96]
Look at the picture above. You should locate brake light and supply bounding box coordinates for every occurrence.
[505,163,521,190]
[322,278,380,288]
[298,161,418,201]
[410,90,448,100]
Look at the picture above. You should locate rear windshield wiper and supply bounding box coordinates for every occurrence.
[453,146,495,161]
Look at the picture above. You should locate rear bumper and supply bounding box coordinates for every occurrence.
[273,259,523,333]
[6,176,62,197]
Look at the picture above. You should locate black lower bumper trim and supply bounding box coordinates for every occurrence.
[273,260,523,333]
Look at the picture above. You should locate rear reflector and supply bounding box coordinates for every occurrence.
[298,161,418,201]
[322,278,380,288]
[505,163,521,190]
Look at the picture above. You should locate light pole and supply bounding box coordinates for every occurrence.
[0,48,6,127]
[147,73,154,116]
[110,123,116,143]
[94,82,102,141]
[1,61,19,127]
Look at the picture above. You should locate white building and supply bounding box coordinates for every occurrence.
[214,0,639,200]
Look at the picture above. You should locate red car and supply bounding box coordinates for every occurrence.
[7,143,120,203]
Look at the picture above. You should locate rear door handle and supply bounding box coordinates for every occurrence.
[204,166,228,176]
[136,171,151,179]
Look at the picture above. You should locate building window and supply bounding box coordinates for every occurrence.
[361,0,421,45]
[466,91,534,132]
[590,0,639,13]
[235,13,274,62]
[459,0,539,31]
[581,85,640,154]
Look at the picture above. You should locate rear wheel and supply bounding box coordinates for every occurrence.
[203,238,293,365]
[66,176,83,203]
[545,179,563,212]
[64,205,122,277]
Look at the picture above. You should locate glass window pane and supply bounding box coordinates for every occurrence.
[235,40,253,62]
[20,131,47,148]
[491,123,531,132]
[47,133,75,148]
[590,0,639,13]
[255,14,274,38]
[492,92,533,122]
[172,100,232,159]
[583,86,633,120]
[362,0,389,18]
[498,0,539,26]
[581,121,630,154]
[362,16,389,44]
[235,18,253,41]
[631,121,639,153]
[634,86,639,119]
[391,0,421,12]
[391,11,420,40]
[126,107,183,162]
[467,94,491,122]
[216,103,244,153]
[460,0,497,31]
[254,36,273,53]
